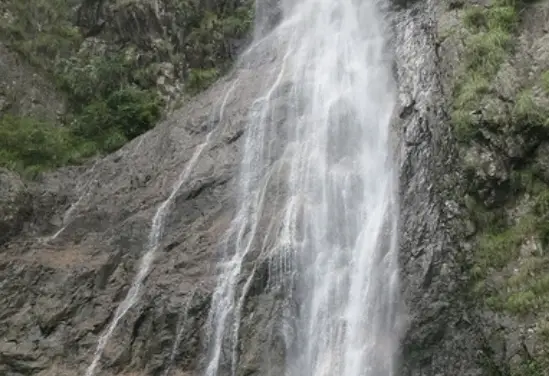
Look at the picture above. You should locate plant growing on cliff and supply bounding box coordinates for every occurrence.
[72,86,161,152]
[0,0,82,68]
[0,115,75,175]
[451,1,519,141]
[0,0,256,174]
[0,48,162,174]
[55,52,163,155]
[181,2,254,92]
[512,89,549,129]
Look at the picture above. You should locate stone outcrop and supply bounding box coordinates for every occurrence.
[0,168,31,246]
[0,43,66,120]
[1,0,549,376]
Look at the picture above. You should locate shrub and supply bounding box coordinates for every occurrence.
[56,51,162,154]
[0,0,81,68]
[0,0,255,174]
[186,68,220,93]
[72,86,161,151]
[0,115,76,174]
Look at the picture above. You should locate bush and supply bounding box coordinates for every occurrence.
[72,86,161,151]
[0,0,254,174]
[0,85,160,174]
[181,2,254,91]
[55,51,162,154]
[186,68,220,93]
[0,0,81,68]
[0,115,76,174]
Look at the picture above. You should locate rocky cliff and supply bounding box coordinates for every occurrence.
[1,0,549,376]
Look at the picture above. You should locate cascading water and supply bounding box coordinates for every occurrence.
[84,139,209,376]
[84,82,239,376]
[205,0,400,375]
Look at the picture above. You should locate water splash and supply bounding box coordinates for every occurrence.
[84,82,239,376]
[205,1,400,376]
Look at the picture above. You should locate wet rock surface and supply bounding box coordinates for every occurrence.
[391,1,487,374]
[0,45,282,373]
[2,1,549,376]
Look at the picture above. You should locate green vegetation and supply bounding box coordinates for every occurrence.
[455,0,549,324]
[180,4,254,92]
[512,89,549,129]
[56,53,162,153]
[452,1,549,141]
[186,68,222,94]
[456,18,549,359]
[0,115,75,177]
[467,165,549,371]
[451,0,520,140]
[471,167,549,288]
[0,50,163,175]
[0,0,82,69]
[476,229,549,315]
[515,358,546,376]
[0,0,255,175]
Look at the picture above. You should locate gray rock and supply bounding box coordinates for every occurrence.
[2,1,549,376]
[0,168,31,245]
[0,42,66,120]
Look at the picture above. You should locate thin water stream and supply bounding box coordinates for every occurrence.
[84,82,239,376]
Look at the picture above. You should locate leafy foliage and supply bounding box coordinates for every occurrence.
[56,52,163,153]
[179,2,254,92]
[542,70,549,93]
[0,0,82,68]
[0,0,255,174]
[0,115,76,176]
[72,86,161,152]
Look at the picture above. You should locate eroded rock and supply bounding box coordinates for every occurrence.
[0,169,31,245]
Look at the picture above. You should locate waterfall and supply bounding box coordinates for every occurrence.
[205,0,400,376]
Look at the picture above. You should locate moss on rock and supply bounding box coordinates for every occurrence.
[451,0,521,141]
[450,1,549,372]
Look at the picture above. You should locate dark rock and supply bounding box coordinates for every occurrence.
[2,0,549,376]
[0,169,31,246]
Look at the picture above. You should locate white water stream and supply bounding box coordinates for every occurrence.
[84,139,209,376]
[205,1,400,376]
[163,289,197,376]
[83,0,400,374]
[84,82,239,376]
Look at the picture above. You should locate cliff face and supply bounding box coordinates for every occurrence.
[0,0,253,175]
[1,0,549,376]
[436,0,549,373]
